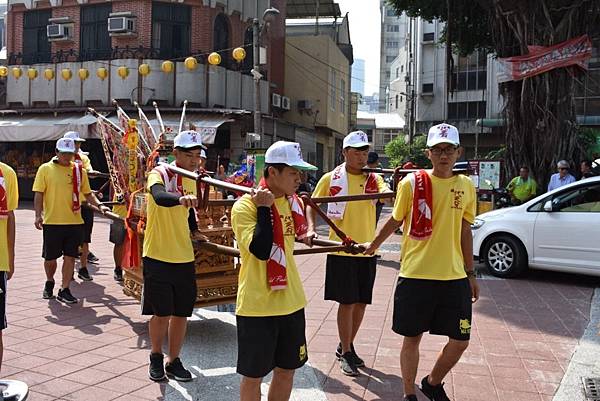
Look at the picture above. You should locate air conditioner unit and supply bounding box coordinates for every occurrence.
[281,96,291,111]
[108,17,135,33]
[297,100,312,110]
[272,93,282,108]
[47,24,70,39]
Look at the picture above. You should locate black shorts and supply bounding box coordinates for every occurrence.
[141,257,197,317]
[81,206,94,244]
[324,255,377,304]
[236,308,308,378]
[42,224,84,261]
[109,220,126,245]
[392,278,473,341]
[0,272,7,330]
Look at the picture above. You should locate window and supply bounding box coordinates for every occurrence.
[387,25,399,32]
[366,129,373,142]
[395,67,399,78]
[152,2,191,59]
[422,83,434,93]
[447,101,487,120]
[386,56,396,63]
[23,10,51,64]
[423,32,434,42]
[386,41,399,48]
[340,79,346,114]
[80,4,112,61]
[395,94,399,109]
[386,8,396,16]
[213,13,230,68]
[401,65,404,73]
[551,185,600,212]
[452,50,488,91]
[330,69,337,111]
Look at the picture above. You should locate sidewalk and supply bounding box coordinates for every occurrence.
[2,206,599,400]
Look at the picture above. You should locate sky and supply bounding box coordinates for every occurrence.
[336,0,381,97]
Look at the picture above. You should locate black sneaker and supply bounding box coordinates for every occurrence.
[42,281,55,299]
[149,353,166,382]
[77,268,93,281]
[87,252,99,263]
[336,343,365,368]
[165,357,193,382]
[113,268,124,282]
[56,288,78,304]
[420,375,451,401]
[339,351,359,376]
[404,396,418,401]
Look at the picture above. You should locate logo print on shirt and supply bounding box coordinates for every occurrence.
[450,188,464,210]
[282,215,294,236]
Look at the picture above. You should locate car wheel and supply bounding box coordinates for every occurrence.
[483,235,527,278]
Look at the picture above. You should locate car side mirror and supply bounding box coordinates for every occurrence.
[543,200,554,212]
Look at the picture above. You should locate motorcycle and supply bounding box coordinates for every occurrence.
[478,180,512,209]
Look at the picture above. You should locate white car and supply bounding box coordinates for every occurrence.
[472,176,600,278]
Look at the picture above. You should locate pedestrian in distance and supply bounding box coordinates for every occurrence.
[580,160,595,179]
[364,123,479,401]
[506,166,537,204]
[231,141,317,401]
[0,160,18,373]
[32,138,109,304]
[143,130,204,382]
[307,131,390,377]
[548,160,576,191]
[367,151,386,226]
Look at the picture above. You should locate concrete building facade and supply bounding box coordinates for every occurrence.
[378,0,407,112]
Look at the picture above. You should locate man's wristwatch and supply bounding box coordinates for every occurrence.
[465,270,476,278]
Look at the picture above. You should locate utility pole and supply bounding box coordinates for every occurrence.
[253,18,262,148]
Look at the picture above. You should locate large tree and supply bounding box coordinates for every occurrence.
[387,0,600,186]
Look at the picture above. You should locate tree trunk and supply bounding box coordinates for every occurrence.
[492,0,598,187]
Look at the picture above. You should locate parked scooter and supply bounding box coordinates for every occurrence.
[478,180,512,209]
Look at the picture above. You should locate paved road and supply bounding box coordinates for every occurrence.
[2,205,599,400]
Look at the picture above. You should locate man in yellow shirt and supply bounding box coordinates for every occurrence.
[307,131,389,377]
[506,166,537,204]
[0,160,18,373]
[32,138,109,305]
[143,130,202,383]
[63,131,100,281]
[231,141,317,401]
[365,123,479,401]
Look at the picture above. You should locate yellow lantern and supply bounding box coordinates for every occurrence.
[232,47,246,62]
[12,67,22,79]
[78,68,89,80]
[0,66,8,78]
[184,56,197,70]
[96,67,108,81]
[27,68,38,80]
[161,60,174,73]
[117,66,129,79]
[61,68,73,81]
[208,52,221,66]
[44,68,55,81]
[138,63,150,76]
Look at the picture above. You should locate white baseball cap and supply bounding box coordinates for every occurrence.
[63,130,85,142]
[265,141,317,171]
[56,138,76,153]
[174,130,207,149]
[427,123,460,147]
[343,130,370,149]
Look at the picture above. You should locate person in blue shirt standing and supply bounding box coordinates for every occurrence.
[548,160,576,191]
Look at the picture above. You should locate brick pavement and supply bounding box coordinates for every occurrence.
[2,206,598,401]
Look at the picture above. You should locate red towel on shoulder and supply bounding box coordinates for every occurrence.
[409,170,433,240]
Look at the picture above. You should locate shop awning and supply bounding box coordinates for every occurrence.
[110,113,235,145]
[0,114,98,142]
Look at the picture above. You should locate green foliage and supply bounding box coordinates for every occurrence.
[385,0,494,56]
[385,135,432,168]
[576,127,600,159]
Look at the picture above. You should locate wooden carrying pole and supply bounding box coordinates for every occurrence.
[195,238,363,257]
[158,163,254,195]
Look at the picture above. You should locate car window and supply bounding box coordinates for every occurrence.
[528,196,551,212]
[552,184,600,212]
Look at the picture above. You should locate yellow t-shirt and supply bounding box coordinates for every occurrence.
[0,163,18,272]
[312,170,388,257]
[142,170,196,263]
[32,160,92,225]
[392,173,476,280]
[231,195,307,317]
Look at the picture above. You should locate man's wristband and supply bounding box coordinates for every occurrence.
[465,270,476,278]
